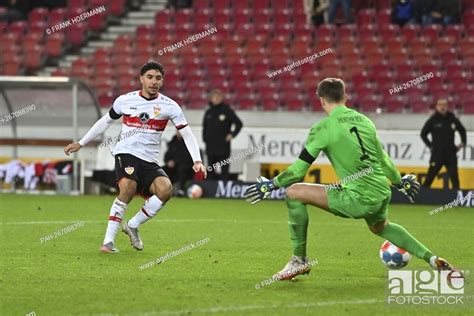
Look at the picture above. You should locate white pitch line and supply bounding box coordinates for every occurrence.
[0,219,288,225]
[123,298,382,315]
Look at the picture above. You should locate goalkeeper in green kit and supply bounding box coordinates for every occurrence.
[244,78,457,280]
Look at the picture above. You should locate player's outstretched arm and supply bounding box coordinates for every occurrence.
[64,112,115,155]
[179,125,207,179]
[243,158,312,204]
[374,134,420,203]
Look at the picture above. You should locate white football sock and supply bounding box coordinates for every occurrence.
[103,198,128,245]
[128,195,163,228]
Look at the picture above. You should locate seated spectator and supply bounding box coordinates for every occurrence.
[412,0,435,25]
[431,0,461,25]
[304,0,330,26]
[391,0,415,26]
[328,0,353,24]
[0,0,30,23]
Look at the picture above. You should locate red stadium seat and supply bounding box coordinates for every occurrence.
[410,102,433,113]
[271,0,291,10]
[285,98,305,111]
[253,0,271,12]
[235,98,258,111]
[174,9,192,24]
[28,7,49,23]
[385,100,406,113]
[401,24,420,41]
[67,23,87,48]
[213,0,231,13]
[88,10,107,32]
[110,0,126,16]
[45,33,65,58]
[194,12,211,27]
[377,8,391,25]
[462,10,474,26]
[8,21,28,36]
[338,24,357,39]
[359,98,382,112]
[50,8,67,25]
[357,9,375,25]
[463,103,474,113]
[193,0,209,9]
[317,24,336,38]
[261,97,280,111]
[445,25,465,39]
[422,25,442,41]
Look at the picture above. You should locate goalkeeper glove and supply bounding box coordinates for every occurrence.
[394,174,420,203]
[244,176,276,204]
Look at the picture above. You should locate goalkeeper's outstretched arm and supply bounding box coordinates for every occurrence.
[274,124,324,187]
[374,134,401,185]
[273,150,314,188]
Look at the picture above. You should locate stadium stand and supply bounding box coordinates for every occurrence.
[1,0,474,113]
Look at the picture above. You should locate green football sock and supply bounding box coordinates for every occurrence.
[287,198,309,257]
[378,222,434,263]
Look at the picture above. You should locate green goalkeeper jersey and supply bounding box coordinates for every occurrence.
[274,105,401,204]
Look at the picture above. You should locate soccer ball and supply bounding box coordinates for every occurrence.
[187,184,203,199]
[379,240,411,269]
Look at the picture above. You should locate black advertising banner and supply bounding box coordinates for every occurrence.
[188,180,473,207]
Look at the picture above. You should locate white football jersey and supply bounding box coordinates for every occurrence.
[111,90,188,164]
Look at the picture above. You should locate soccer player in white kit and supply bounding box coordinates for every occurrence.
[64,62,207,253]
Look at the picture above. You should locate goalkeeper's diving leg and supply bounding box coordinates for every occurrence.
[274,183,457,280]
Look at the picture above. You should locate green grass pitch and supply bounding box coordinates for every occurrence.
[1,193,473,315]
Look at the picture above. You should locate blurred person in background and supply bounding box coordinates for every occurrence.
[391,0,415,26]
[328,0,352,24]
[412,0,435,25]
[420,99,466,190]
[164,132,194,196]
[0,0,30,22]
[203,89,243,181]
[166,0,192,9]
[304,0,330,26]
[431,0,461,25]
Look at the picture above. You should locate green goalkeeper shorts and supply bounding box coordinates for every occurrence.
[326,188,391,226]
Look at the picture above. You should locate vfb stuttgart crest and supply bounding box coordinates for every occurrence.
[124,166,134,175]
[139,112,150,123]
[153,105,161,117]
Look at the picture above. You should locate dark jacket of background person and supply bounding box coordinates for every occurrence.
[420,111,466,189]
[421,111,466,153]
[391,0,414,26]
[164,133,194,193]
[202,102,243,156]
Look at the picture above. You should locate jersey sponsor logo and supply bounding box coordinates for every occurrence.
[139,112,150,123]
[125,166,135,175]
[219,114,226,121]
[123,116,169,131]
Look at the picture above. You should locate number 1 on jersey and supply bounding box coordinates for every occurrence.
[350,127,369,161]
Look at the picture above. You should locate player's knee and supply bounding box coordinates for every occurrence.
[369,220,388,235]
[153,180,173,203]
[118,178,137,203]
[286,184,300,200]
